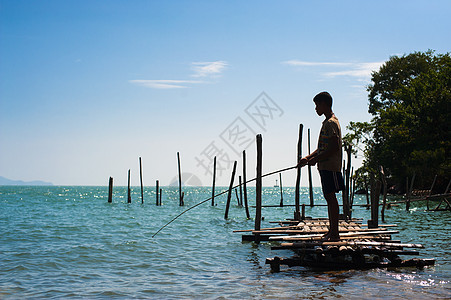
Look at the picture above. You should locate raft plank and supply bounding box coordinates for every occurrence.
[278,240,423,248]
[268,230,397,240]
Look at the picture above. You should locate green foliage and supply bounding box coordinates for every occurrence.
[347,50,451,191]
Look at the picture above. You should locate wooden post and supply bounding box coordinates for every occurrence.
[177,152,183,206]
[211,156,216,206]
[139,157,144,204]
[350,167,355,209]
[301,204,305,220]
[279,173,284,207]
[156,180,159,206]
[380,166,388,222]
[239,176,243,207]
[294,124,303,220]
[159,188,162,205]
[344,144,352,219]
[243,150,250,219]
[235,188,241,206]
[108,177,113,203]
[307,128,314,207]
[407,173,415,211]
[127,169,131,204]
[364,176,369,208]
[224,160,237,219]
[368,178,381,228]
[255,134,263,232]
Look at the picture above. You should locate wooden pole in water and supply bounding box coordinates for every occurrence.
[159,188,162,206]
[235,188,240,206]
[279,173,284,207]
[156,180,159,206]
[406,173,415,211]
[255,134,263,232]
[239,176,243,207]
[211,156,216,206]
[294,124,303,220]
[369,178,381,228]
[380,166,387,222]
[224,160,238,219]
[108,177,113,203]
[177,152,183,206]
[307,128,314,207]
[350,167,355,208]
[127,169,131,204]
[243,150,250,219]
[344,144,352,219]
[139,157,144,204]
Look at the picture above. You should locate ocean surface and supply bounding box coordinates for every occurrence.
[0,186,450,299]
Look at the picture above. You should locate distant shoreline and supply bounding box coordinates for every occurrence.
[0,176,53,186]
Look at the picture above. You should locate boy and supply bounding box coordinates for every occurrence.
[299,91,344,241]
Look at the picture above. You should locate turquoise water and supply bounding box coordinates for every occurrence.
[0,186,450,299]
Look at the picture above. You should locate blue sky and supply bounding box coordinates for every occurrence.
[1,0,450,186]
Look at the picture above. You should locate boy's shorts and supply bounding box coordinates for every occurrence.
[319,170,345,195]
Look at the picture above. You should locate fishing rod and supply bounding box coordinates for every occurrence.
[152,164,298,238]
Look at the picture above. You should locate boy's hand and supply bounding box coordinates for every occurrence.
[298,157,308,168]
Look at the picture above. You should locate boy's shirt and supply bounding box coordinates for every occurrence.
[317,114,342,172]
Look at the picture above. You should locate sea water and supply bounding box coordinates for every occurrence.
[0,186,450,299]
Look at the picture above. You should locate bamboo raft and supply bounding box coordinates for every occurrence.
[235,217,435,272]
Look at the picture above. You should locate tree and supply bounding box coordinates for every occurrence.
[345,51,451,192]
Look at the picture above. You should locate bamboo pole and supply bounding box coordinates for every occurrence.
[255,134,263,232]
[139,157,144,204]
[156,180,159,206]
[279,173,284,207]
[368,178,381,228]
[243,150,250,219]
[224,160,238,219]
[127,169,131,204]
[239,176,243,207]
[108,177,113,203]
[294,124,303,220]
[350,167,355,209]
[406,174,415,211]
[177,152,183,206]
[307,128,314,207]
[380,166,387,222]
[211,156,216,206]
[344,144,352,219]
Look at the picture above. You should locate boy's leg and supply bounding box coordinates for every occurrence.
[324,192,340,241]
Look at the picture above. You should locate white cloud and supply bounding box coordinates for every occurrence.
[283,60,384,81]
[191,61,228,77]
[129,80,203,89]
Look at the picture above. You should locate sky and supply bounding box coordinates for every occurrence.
[1,0,450,187]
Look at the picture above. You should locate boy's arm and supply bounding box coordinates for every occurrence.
[298,149,318,167]
[308,135,339,166]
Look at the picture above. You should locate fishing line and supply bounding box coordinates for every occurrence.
[152,164,298,238]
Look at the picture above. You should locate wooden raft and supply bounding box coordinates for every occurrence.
[234,217,435,272]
